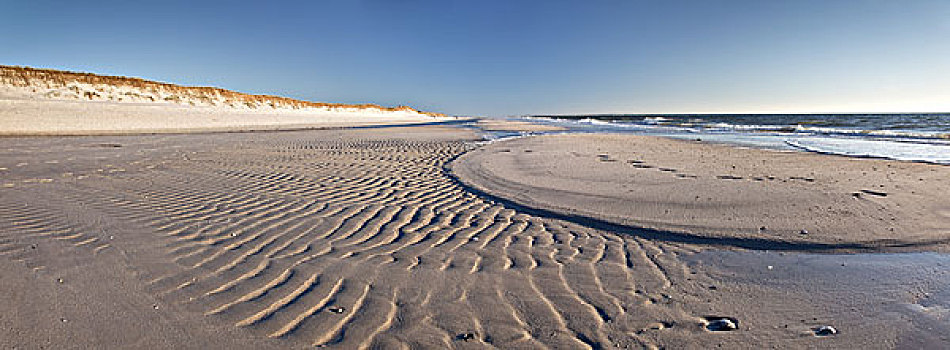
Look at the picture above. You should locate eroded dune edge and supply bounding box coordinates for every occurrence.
[0,125,925,349]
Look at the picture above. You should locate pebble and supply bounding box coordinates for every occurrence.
[704,317,738,332]
[457,332,477,341]
[814,325,838,336]
[328,306,346,314]
[859,189,888,197]
[799,229,809,235]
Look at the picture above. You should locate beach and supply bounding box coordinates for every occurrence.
[6,0,950,346]
[0,97,445,135]
[451,133,950,252]
[3,121,949,349]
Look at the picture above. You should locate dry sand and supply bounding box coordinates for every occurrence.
[1,125,947,349]
[0,98,444,135]
[452,133,950,252]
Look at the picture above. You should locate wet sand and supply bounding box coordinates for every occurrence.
[1,124,947,348]
[470,119,568,132]
[685,250,950,348]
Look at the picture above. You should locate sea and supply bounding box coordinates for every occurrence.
[509,113,950,165]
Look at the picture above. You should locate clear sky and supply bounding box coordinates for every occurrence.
[2,0,949,116]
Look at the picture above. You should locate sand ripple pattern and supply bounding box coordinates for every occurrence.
[0,133,708,349]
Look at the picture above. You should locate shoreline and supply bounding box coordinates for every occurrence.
[514,115,950,165]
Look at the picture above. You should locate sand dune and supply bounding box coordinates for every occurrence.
[0,65,447,135]
[0,125,921,349]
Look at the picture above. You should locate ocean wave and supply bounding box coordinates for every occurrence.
[702,123,797,132]
[643,116,672,124]
[521,115,950,143]
[793,125,950,140]
[518,115,950,165]
[577,118,620,126]
[786,138,950,164]
[612,120,949,140]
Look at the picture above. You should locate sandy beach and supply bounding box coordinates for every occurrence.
[0,97,447,135]
[451,133,950,252]
[3,121,948,349]
[6,0,950,347]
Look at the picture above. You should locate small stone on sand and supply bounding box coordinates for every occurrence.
[859,189,888,197]
[814,325,838,336]
[328,306,346,314]
[704,317,738,332]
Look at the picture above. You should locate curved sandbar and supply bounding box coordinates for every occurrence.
[450,133,950,251]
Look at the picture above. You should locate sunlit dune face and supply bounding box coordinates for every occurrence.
[0,65,445,117]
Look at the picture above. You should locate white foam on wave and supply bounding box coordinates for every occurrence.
[786,137,950,164]
[577,118,623,126]
[570,118,700,132]
[794,125,950,139]
[642,116,669,123]
[705,122,796,132]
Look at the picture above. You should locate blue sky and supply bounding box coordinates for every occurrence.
[2,0,949,116]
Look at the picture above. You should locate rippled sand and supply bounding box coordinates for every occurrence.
[0,125,938,348]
